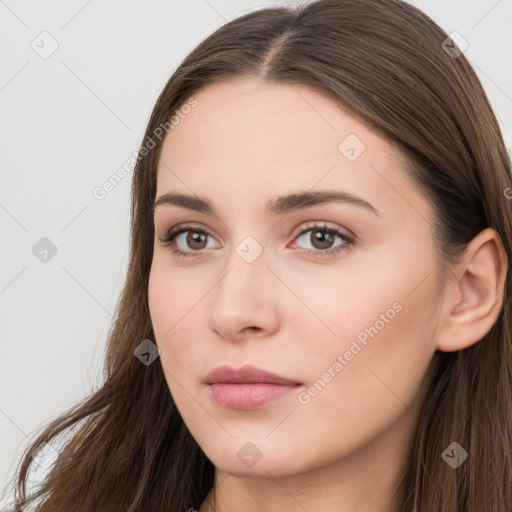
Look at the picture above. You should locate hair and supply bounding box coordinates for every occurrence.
[4,0,512,510]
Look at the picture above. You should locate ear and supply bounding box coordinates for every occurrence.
[436,228,508,352]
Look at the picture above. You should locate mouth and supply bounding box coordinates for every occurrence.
[207,382,302,410]
[204,364,303,410]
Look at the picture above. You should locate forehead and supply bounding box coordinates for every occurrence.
[161,78,381,163]
[155,78,431,225]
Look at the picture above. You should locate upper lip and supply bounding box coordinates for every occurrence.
[204,364,301,385]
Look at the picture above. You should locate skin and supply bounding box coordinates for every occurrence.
[147,78,507,512]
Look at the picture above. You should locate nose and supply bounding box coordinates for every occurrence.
[207,245,280,343]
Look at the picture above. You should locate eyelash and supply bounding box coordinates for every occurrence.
[158,221,354,260]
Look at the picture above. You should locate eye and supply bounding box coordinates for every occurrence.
[289,221,353,258]
[158,223,219,258]
[157,221,354,259]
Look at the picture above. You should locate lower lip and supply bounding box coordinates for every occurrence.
[208,382,301,410]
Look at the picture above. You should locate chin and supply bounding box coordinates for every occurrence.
[200,437,311,477]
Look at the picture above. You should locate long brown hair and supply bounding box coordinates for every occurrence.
[4,0,512,510]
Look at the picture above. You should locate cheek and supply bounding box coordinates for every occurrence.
[148,264,186,367]
[148,256,197,336]
[296,256,439,425]
[148,276,202,420]
[317,240,441,356]
[289,240,440,391]
[148,262,209,384]
[279,279,439,471]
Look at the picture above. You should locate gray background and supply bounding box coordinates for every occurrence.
[1,0,511,505]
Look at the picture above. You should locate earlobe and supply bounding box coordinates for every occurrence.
[436,228,508,353]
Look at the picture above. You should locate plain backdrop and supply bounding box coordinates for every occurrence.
[1,0,511,506]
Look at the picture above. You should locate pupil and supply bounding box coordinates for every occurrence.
[313,230,333,249]
[189,232,206,248]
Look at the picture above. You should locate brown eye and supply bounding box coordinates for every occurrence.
[158,225,220,258]
[293,225,352,256]
[309,229,336,250]
[184,231,208,250]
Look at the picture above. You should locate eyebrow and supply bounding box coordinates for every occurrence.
[152,190,380,217]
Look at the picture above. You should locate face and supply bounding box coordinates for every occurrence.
[148,78,443,478]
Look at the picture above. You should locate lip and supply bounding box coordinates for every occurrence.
[204,364,302,410]
[204,364,301,385]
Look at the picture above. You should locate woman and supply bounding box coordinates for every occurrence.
[6,0,512,510]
